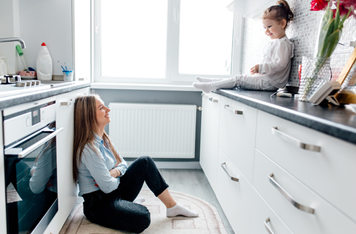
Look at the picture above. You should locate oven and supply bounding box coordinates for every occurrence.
[2,98,62,234]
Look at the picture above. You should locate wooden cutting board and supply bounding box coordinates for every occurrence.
[336,47,356,104]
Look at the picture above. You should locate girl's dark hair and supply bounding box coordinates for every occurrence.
[262,0,294,29]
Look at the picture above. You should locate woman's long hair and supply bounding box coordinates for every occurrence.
[73,94,121,182]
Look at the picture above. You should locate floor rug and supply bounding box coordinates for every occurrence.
[59,189,228,234]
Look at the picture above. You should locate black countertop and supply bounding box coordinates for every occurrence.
[215,88,356,145]
[0,81,91,110]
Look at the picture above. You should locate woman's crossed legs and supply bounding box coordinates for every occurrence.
[83,156,198,233]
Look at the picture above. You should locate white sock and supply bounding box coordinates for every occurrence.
[166,203,199,217]
[196,76,219,83]
[193,82,214,93]
[133,197,145,204]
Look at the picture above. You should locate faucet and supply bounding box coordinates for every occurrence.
[0,37,26,49]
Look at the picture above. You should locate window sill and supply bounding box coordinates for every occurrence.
[91,82,200,92]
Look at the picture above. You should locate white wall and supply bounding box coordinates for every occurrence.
[0,0,73,76]
[19,0,73,75]
[0,0,21,74]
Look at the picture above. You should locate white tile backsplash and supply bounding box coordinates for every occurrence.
[241,0,356,86]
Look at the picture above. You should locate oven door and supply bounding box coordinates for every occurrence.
[4,125,63,234]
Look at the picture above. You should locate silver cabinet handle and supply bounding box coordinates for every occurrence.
[6,127,64,158]
[221,162,239,182]
[208,97,218,103]
[264,218,274,234]
[268,173,315,214]
[19,128,63,158]
[60,99,74,106]
[271,127,321,152]
[202,93,218,102]
[224,105,243,115]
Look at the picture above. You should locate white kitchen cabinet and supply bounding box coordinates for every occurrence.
[250,186,293,234]
[218,96,257,182]
[256,110,356,222]
[200,93,256,234]
[199,92,356,234]
[44,87,89,234]
[254,149,356,234]
[0,114,5,234]
[216,148,252,233]
[199,93,221,190]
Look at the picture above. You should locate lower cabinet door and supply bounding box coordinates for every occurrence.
[250,188,293,234]
[215,148,251,233]
[45,87,89,234]
[256,110,356,221]
[253,149,356,234]
[218,96,257,183]
[200,93,220,190]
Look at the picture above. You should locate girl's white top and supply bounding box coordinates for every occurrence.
[258,36,294,88]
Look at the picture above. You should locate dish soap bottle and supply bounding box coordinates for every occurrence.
[0,57,7,77]
[36,42,53,81]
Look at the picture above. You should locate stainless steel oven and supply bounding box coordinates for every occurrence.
[3,98,62,234]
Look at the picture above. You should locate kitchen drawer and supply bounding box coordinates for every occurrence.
[256,110,356,221]
[254,149,356,234]
[218,96,257,182]
[200,93,220,189]
[250,188,293,234]
[4,97,56,146]
[215,148,252,234]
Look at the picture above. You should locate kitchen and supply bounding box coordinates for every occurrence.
[0,0,356,233]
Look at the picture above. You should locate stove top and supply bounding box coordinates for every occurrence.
[0,83,51,98]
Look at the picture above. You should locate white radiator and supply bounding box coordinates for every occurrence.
[108,103,197,158]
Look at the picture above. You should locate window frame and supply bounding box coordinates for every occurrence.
[93,0,243,85]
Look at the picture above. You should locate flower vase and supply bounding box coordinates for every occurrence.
[305,0,355,103]
[299,56,332,102]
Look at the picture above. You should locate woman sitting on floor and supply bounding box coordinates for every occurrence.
[72,94,198,233]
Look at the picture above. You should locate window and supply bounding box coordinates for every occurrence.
[100,0,168,79]
[178,0,233,75]
[93,0,238,84]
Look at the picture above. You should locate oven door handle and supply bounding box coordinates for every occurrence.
[17,127,64,158]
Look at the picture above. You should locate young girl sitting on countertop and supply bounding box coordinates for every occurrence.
[193,0,294,93]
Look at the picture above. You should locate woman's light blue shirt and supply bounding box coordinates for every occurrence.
[77,134,128,196]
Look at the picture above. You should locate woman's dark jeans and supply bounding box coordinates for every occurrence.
[82,156,169,233]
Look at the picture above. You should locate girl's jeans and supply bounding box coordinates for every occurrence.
[82,156,169,233]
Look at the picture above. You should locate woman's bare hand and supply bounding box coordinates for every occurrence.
[109,168,121,177]
[250,64,259,74]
